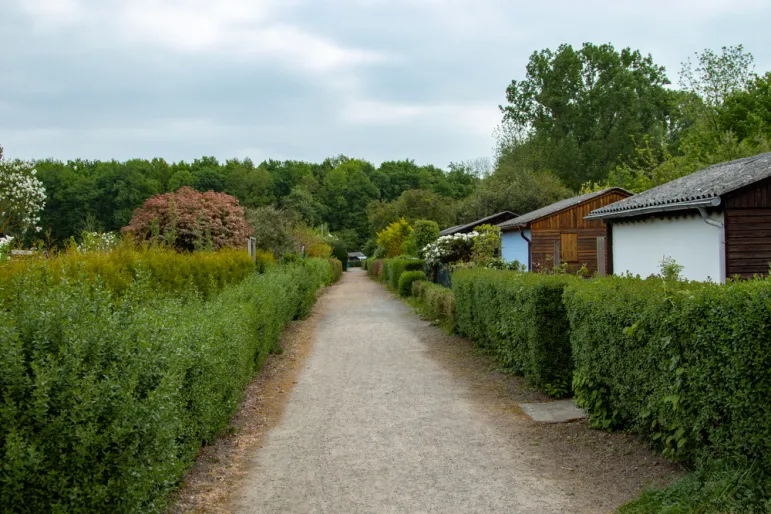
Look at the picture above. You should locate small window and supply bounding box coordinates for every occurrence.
[560,233,578,262]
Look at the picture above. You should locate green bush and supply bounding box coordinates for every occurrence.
[382,258,425,290]
[0,259,332,513]
[361,259,368,271]
[330,239,348,271]
[453,268,578,396]
[367,259,384,279]
[412,280,456,331]
[398,270,426,297]
[327,258,343,284]
[564,276,771,470]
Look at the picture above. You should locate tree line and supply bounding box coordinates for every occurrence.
[10,43,769,254]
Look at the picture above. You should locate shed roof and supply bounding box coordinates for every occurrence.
[439,211,517,236]
[348,252,366,259]
[587,152,771,220]
[498,188,631,230]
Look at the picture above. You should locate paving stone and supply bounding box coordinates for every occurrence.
[520,400,586,423]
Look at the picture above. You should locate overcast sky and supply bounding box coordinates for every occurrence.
[1,0,770,168]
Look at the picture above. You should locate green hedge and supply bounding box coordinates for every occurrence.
[367,259,383,279]
[0,259,332,513]
[564,276,771,471]
[327,258,343,284]
[453,268,578,396]
[0,247,259,305]
[412,281,456,331]
[382,259,424,290]
[398,271,426,297]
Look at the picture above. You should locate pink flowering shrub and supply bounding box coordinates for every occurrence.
[123,187,253,251]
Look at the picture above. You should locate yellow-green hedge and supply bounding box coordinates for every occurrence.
[0,247,260,304]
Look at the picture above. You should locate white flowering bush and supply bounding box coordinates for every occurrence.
[422,231,479,265]
[77,231,120,253]
[0,235,14,261]
[0,146,46,237]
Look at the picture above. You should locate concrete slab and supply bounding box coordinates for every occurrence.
[520,400,586,423]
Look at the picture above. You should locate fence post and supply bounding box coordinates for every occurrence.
[553,239,561,268]
[597,236,606,277]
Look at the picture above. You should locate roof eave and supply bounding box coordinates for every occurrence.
[585,197,722,220]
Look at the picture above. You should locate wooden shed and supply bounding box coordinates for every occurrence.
[497,188,632,274]
[587,152,771,282]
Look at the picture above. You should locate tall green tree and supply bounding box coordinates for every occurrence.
[501,42,675,188]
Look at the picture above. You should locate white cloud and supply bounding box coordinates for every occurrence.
[20,0,85,28]
[341,99,500,137]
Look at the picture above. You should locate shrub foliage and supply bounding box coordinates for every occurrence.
[564,276,771,471]
[453,268,577,396]
[0,258,332,512]
[398,270,427,297]
[122,187,253,251]
[382,258,425,290]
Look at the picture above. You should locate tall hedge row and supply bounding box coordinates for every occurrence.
[453,268,577,395]
[564,276,771,471]
[0,259,332,513]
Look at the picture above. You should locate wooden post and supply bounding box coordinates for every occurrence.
[553,240,561,268]
[597,236,606,277]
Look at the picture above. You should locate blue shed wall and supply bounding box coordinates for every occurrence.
[501,229,531,269]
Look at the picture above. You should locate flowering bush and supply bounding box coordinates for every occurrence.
[422,231,479,265]
[0,145,46,237]
[122,187,253,251]
[77,231,120,253]
[0,235,14,262]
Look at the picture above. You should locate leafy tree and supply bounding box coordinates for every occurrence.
[501,43,674,188]
[377,218,412,257]
[123,187,252,251]
[457,161,571,223]
[680,45,755,110]
[412,220,440,258]
[719,72,771,140]
[168,169,195,191]
[245,206,296,257]
[282,185,321,226]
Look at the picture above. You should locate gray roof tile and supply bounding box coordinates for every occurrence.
[588,152,771,219]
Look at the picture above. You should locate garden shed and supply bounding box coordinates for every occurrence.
[586,152,771,283]
[439,211,517,236]
[497,188,632,273]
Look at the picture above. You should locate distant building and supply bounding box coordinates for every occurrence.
[348,252,367,264]
[498,189,632,273]
[587,152,771,282]
[439,211,517,236]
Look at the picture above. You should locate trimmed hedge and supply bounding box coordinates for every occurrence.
[564,276,771,471]
[327,258,343,284]
[0,247,259,304]
[367,259,384,279]
[453,268,578,396]
[398,270,426,297]
[0,259,332,513]
[383,259,424,290]
[412,280,456,330]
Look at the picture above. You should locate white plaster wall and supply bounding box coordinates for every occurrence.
[612,213,725,283]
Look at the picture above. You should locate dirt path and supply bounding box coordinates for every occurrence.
[228,270,680,514]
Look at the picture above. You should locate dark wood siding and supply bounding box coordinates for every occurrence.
[530,191,630,274]
[725,178,771,278]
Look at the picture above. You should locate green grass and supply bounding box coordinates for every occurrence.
[619,462,771,514]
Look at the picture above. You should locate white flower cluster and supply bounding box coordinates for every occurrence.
[0,158,46,235]
[422,231,480,265]
[78,232,120,253]
[0,235,14,260]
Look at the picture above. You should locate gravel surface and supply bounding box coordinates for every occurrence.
[230,269,680,514]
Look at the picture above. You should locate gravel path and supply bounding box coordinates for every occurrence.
[232,269,577,513]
